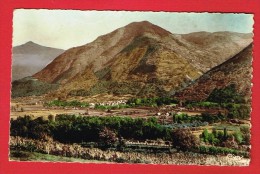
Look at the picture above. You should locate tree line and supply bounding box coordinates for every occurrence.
[11,115,172,144]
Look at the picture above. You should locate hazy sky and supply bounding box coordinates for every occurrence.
[13,9,254,49]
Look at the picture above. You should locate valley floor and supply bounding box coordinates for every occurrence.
[10,96,251,166]
[10,97,250,139]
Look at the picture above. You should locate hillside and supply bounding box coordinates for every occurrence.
[178,31,252,72]
[74,36,201,98]
[33,21,171,84]
[12,42,64,81]
[12,21,252,99]
[174,44,253,102]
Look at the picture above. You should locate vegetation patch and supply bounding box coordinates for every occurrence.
[10,150,103,162]
[207,84,245,104]
[200,126,250,148]
[12,76,59,98]
[11,115,172,144]
[94,67,111,80]
[172,112,226,124]
[69,81,143,96]
[198,146,249,158]
[44,100,89,108]
[127,97,177,107]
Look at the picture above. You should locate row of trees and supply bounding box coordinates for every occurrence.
[200,127,250,147]
[173,112,226,124]
[11,115,250,156]
[11,115,202,151]
[126,97,178,107]
[44,100,89,108]
[175,104,250,121]
[11,115,172,143]
[185,101,221,109]
[94,104,130,110]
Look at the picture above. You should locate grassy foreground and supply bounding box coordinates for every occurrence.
[10,150,111,163]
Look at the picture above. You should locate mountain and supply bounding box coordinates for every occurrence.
[33,21,172,84]
[12,41,64,81]
[178,31,252,72]
[174,44,252,102]
[12,21,252,99]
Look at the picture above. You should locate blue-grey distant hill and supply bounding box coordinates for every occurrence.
[12,41,64,81]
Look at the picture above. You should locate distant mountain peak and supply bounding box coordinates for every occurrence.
[127,20,154,26]
[12,41,65,81]
[25,41,35,44]
[14,41,44,49]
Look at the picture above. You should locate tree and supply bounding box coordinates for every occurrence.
[172,129,199,151]
[99,127,118,147]
[243,134,250,145]
[222,135,238,149]
[224,127,228,140]
[48,115,55,122]
[208,133,219,145]
[233,131,243,144]
[201,129,209,143]
[216,131,224,141]
[212,128,217,137]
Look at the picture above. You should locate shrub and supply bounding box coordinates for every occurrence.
[99,127,118,147]
[172,129,199,151]
[222,135,238,149]
[201,129,209,143]
[242,134,251,145]
[240,126,250,134]
[233,131,243,144]
[201,129,220,145]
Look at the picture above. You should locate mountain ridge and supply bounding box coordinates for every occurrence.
[12,21,252,100]
[174,43,253,102]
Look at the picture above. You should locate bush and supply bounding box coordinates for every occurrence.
[222,135,238,149]
[200,129,220,145]
[99,127,118,147]
[172,129,199,151]
[233,131,243,144]
[201,129,209,143]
